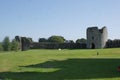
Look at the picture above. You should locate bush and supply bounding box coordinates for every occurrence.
[48,35,65,43]
[0,43,3,51]
[2,36,11,51]
[11,39,19,51]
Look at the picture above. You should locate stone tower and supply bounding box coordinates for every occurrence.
[87,26,108,49]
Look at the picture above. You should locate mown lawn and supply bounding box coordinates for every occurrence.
[0,48,120,80]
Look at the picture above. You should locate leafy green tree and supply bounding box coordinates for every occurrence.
[65,40,74,43]
[2,36,11,51]
[76,39,81,43]
[76,38,86,43]
[39,38,47,42]
[11,39,19,51]
[0,43,3,51]
[48,35,65,43]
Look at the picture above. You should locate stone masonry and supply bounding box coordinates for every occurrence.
[87,26,108,49]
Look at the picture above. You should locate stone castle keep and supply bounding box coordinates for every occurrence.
[87,26,108,49]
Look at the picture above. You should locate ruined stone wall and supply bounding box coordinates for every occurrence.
[30,42,86,49]
[15,36,32,51]
[100,27,108,48]
[106,39,120,48]
[87,27,108,49]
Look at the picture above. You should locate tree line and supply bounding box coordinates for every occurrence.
[31,35,87,49]
[0,36,20,51]
[0,35,87,51]
[38,35,87,44]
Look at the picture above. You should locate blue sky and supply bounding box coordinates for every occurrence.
[0,0,120,42]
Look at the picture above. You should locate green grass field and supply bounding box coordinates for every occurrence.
[0,48,120,80]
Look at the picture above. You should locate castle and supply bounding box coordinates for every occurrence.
[87,27,108,49]
[15,27,111,51]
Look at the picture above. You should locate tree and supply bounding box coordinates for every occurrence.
[0,43,3,51]
[11,39,19,51]
[48,35,65,43]
[27,38,33,43]
[76,39,81,43]
[39,38,47,42]
[76,38,86,44]
[65,40,74,43]
[2,36,11,51]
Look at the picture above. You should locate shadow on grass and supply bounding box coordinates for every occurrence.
[0,58,120,80]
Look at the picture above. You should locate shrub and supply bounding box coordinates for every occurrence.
[0,43,3,51]
[2,36,11,51]
[11,39,19,51]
